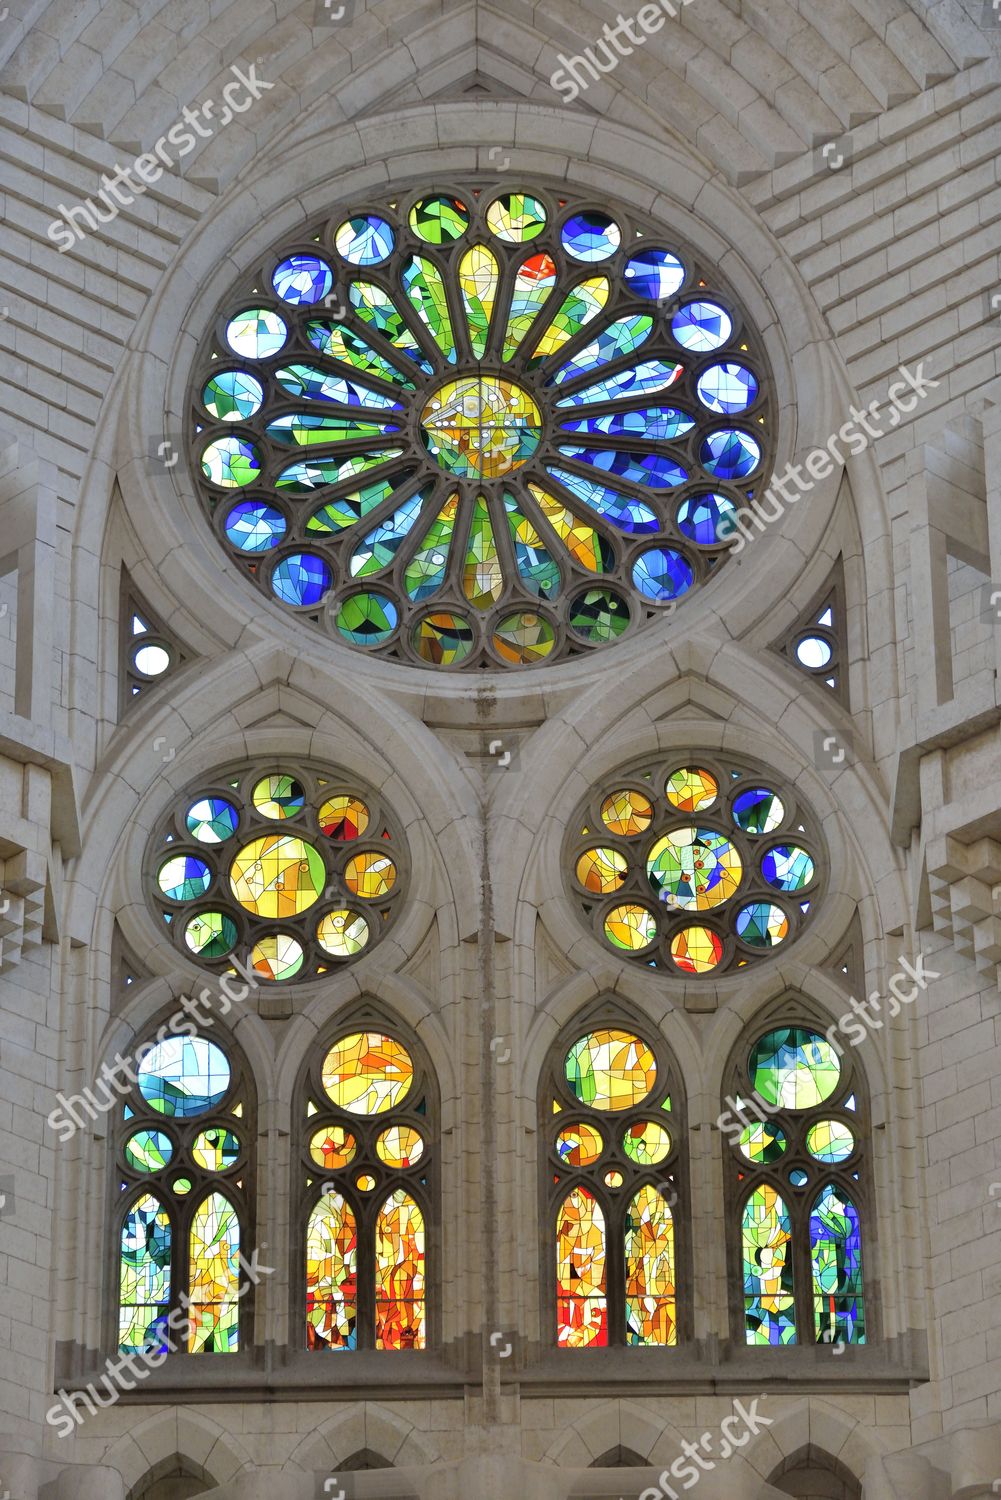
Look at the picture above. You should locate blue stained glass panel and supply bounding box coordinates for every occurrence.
[700,429,761,480]
[224,501,286,552]
[559,407,694,441]
[335,214,395,265]
[676,491,739,545]
[631,547,694,603]
[272,255,334,305]
[623,247,686,300]
[554,360,683,407]
[561,211,622,262]
[811,1185,865,1344]
[349,493,427,576]
[696,361,758,414]
[672,301,732,353]
[274,365,403,410]
[557,446,688,490]
[271,552,332,606]
[225,307,287,359]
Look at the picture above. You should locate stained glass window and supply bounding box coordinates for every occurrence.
[302,1023,433,1350]
[147,760,406,983]
[726,1021,868,1346]
[188,184,772,669]
[545,1015,683,1347]
[567,753,823,976]
[115,1029,250,1356]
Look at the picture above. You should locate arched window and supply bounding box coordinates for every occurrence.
[115,1029,253,1355]
[186,183,774,670]
[770,1446,862,1500]
[542,1011,687,1347]
[724,1018,869,1347]
[299,1019,436,1350]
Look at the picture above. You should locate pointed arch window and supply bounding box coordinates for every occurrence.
[114,1030,253,1355]
[724,1019,869,1346]
[300,1021,436,1350]
[543,1013,687,1347]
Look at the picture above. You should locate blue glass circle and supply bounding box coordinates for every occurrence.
[335,214,395,265]
[631,547,695,603]
[186,797,240,844]
[676,492,739,545]
[624,247,686,300]
[700,429,761,480]
[137,1036,232,1118]
[272,254,334,305]
[671,300,732,353]
[561,211,621,263]
[224,501,287,553]
[762,845,816,892]
[271,552,332,607]
[696,361,758,414]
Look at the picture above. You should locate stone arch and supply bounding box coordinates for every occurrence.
[293,1401,440,1473]
[126,1456,215,1500]
[98,1409,250,1498]
[768,1444,862,1500]
[741,1400,880,1496]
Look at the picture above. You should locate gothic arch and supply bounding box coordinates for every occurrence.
[97,1409,251,1497]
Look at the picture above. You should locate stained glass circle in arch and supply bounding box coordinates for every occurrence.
[567,751,824,975]
[147,760,407,983]
[189,183,773,669]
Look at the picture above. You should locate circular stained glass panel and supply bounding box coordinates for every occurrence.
[322,1032,414,1114]
[309,1124,357,1169]
[148,761,406,983]
[376,1124,425,1167]
[189,184,773,668]
[648,827,742,912]
[137,1036,231,1118]
[806,1119,856,1163]
[622,1120,672,1165]
[555,1122,604,1166]
[750,1027,841,1110]
[567,751,823,975]
[565,1029,656,1111]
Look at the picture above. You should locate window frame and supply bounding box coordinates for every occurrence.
[293,1005,439,1353]
[107,1019,257,1361]
[538,1002,692,1351]
[722,1001,878,1350]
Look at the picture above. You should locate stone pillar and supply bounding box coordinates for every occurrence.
[55,1465,126,1500]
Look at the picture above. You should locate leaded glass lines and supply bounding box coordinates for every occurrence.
[189,182,774,668]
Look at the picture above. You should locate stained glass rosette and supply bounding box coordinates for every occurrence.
[148,762,406,983]
[189,185,772,668]
[568,754,822,975]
